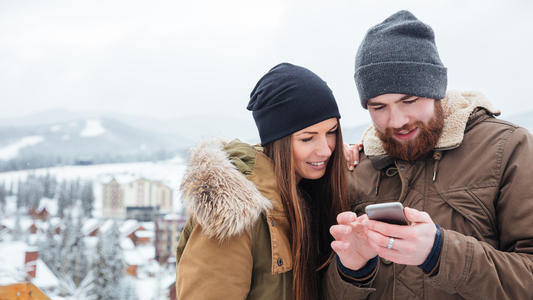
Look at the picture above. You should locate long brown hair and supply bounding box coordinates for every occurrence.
[263,120,348,300]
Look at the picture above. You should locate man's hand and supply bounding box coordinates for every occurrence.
[330,212,378,270]
[344,143,362,171]
[363,207,437,266]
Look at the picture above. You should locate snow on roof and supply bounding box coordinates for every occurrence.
[120,219,139,236]
[0,243,28,285]
[28,234,39,245]
[49,217,62,227]
[134,230,153,239]
[163,213,183,221]
[84,236,98,248]
[1,217,35,231]
[38,198,58,216]
[161,273,176,289]
[99,219,115,233]
[121,237,135,250]
[34,260,59,288]
[0,241,59,289]
[123,249,143,266]
[100,174,137,185]
[136,245,155,261]
[133,276,158,300]
[139,222,154,231]
[81,218,100,235]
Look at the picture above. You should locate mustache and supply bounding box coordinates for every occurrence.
[386,122,420,136]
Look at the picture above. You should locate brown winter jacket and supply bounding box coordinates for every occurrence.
[176,140,293,299]
[325,91,533,300]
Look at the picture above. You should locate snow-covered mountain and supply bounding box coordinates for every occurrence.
[0,116,191,171]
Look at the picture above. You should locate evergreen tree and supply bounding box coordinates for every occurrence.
[16,179,28,209]
[0,181,6,214]
[26,174,44,209]
[119,278,138,300]
[40,218,61,275]
[68,215,89,286]
[13,210,23,241]
[90,222,125,300]
[59,213,89,286]
[69,179,81,203]
[7,181,14,196]
[58,213,74,274]
[57,181,69,218]
[41,173,57,199]
[58,271,96,300]
[81,181,95,217]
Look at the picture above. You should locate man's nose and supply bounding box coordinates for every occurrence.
[388,109,409,129]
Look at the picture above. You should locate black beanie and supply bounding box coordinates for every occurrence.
[248,63,341,146]
[354,10,447,108]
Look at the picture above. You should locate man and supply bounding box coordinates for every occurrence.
[325,10,533,300]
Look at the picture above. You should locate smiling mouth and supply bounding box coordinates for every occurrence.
[307,161,328,170]
[394,127,418,140]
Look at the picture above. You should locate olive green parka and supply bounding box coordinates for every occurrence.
[176,140,294,299]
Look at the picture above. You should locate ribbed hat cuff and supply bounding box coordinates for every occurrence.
[253,99,340,145]
[355,62,447,108]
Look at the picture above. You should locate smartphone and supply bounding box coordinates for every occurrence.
[365,202,408,225]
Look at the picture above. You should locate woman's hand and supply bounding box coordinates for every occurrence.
[330,212,377,270]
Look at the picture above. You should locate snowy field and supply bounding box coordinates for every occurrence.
[0,156,188,214]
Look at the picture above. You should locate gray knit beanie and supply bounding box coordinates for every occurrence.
[354,10,447,108]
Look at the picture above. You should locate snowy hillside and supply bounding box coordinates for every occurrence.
[0,136,44,161]
[0,116,192,171]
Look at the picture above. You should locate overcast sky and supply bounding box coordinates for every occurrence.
[1,0,532,129]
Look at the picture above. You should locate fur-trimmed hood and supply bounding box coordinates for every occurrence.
[362,90,500,156]
[180,139,272,241]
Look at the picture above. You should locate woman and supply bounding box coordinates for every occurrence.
[176,63,349,300]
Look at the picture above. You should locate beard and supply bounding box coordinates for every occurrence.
[376,101,445,161]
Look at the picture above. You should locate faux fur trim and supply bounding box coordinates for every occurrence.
[362,91,500,156]
[180,139,272,241]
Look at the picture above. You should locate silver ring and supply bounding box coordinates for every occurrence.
[386,237,395,249]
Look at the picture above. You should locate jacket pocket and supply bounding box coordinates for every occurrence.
[465,187,498,237]
[434,188,498,245]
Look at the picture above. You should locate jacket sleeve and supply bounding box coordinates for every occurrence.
[176,220,253,300]
[428,126,533,299]
[322,256,377,300]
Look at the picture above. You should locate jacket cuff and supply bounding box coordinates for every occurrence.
[418,224,442,275]
[323,257,376,299]
[426,229,473,294]
[336,255,378,284]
